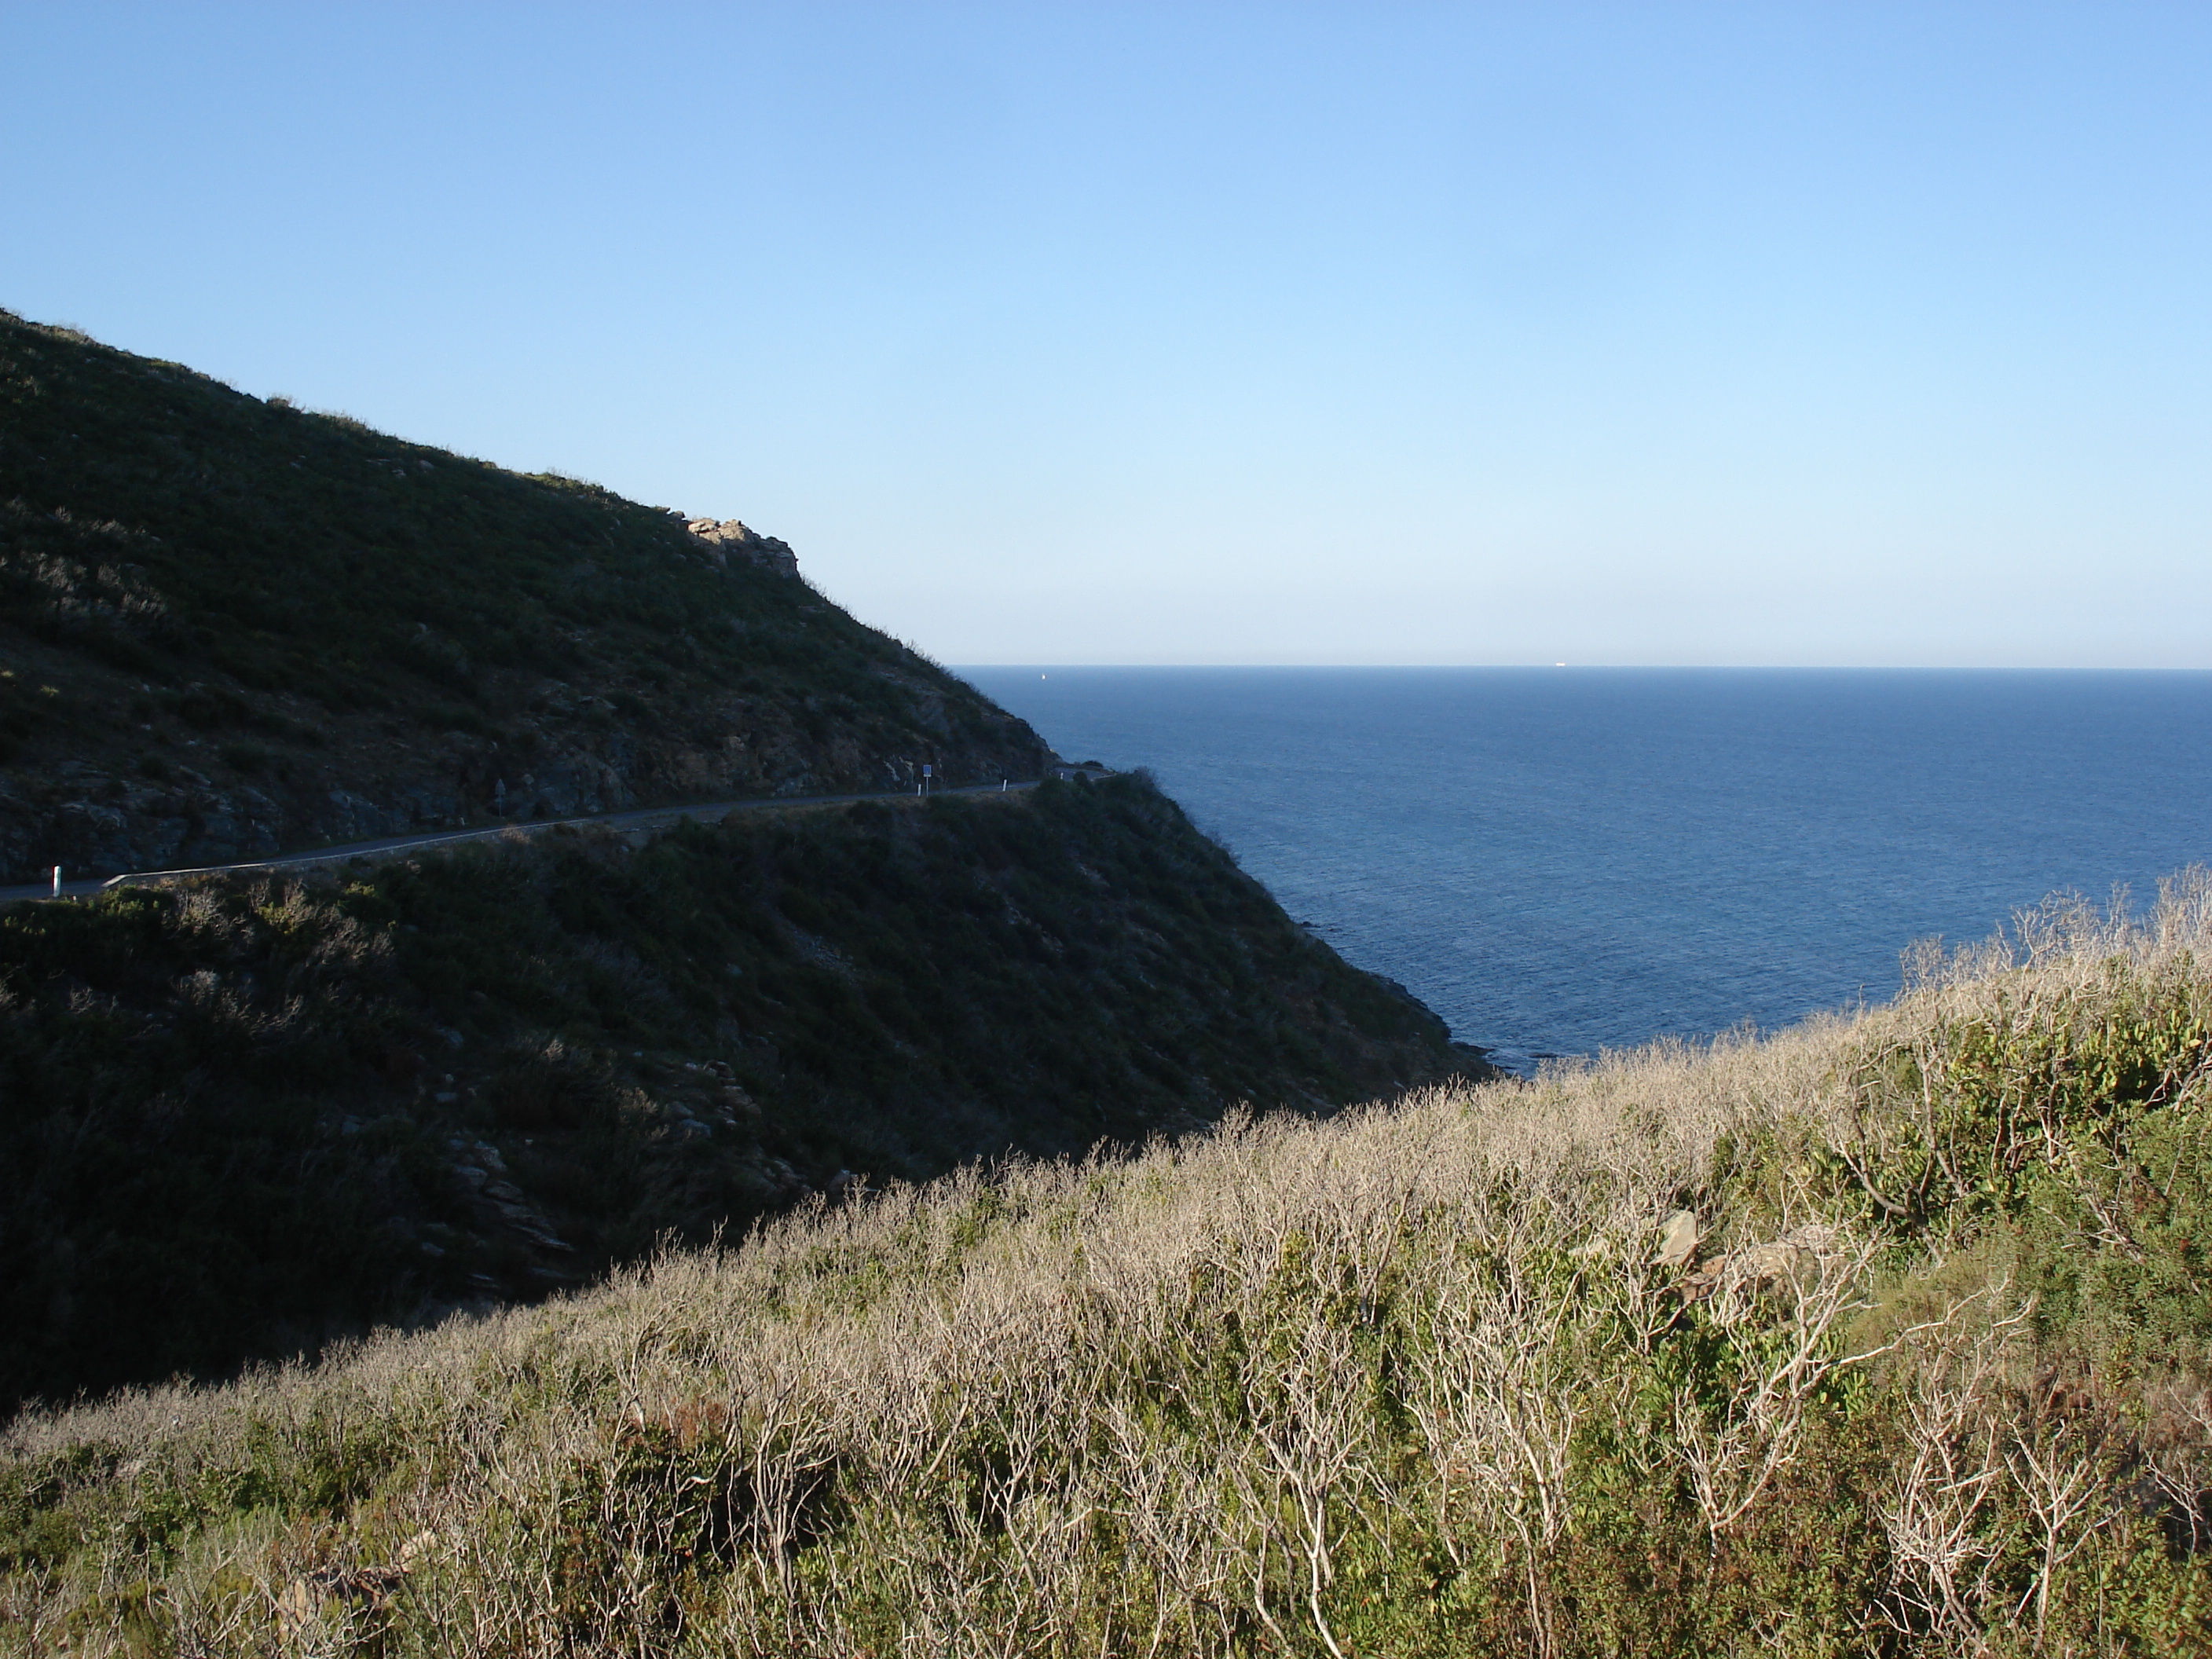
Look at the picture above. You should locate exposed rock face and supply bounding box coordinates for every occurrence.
[686,519,799,577]
[1654,1208,1701,1270]
[0,756,494,878]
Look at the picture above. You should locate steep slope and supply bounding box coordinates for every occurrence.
[0,313,1492,1410]
[8,885,2212,1655]
[0,310,1050,882]
[0,759,1481,1409]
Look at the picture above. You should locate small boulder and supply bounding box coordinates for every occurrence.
[1655,1209,1701,1271]
[397,1529,439,1568]
[1737,1241,1815,1285]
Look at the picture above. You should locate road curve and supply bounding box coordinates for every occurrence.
[0,777,1069,906]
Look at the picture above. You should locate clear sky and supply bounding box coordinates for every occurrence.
[5,3,2207,666]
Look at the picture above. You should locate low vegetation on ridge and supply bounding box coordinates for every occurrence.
[0,309,1048,881]
[8,877,2212,1654]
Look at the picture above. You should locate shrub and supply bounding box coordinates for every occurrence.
[484,1038,619,1131]
[8,877,2212,1653]
[217,742,269,773]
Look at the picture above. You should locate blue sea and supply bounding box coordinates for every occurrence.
[959,668,2212,1074]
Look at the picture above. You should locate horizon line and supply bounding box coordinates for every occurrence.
[944,662,2212,673]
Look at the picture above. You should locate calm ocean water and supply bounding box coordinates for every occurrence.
[960,668,2212,1074]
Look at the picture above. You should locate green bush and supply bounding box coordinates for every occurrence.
[483,1039,621,1133]
[11,881,2212,1654]
[216,742,269,773]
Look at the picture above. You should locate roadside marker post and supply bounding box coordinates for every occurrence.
[51,865,60,898]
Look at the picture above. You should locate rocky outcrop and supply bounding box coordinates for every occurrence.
[1,766,292,878]
[0,760,467,881]
[1658,1215,1848,1302]
[686,518,799,577]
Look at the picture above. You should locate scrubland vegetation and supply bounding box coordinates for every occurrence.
[8,878,2212,1654]
[0,310,990,731]
[0,309,1046,880]
[1,775,1463,1410]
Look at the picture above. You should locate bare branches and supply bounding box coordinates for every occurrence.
[17,880,2212,1653]
[1670,1222,1883,1548]
[1877,1299,2031,1645]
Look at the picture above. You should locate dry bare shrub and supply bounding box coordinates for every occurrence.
[1875,1293,2028,1645]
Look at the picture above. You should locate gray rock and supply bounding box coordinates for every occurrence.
[1736,1241,1815,1284]
[511,1221,574,1254]
[1655,1209,1701,1270]
[326,789,401,842]
[687,518,800,577]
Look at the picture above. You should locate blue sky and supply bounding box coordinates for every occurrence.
[5,3,2207,665]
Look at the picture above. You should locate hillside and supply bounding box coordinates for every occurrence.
[0,311,1501,1408]
[8,879,2212,1655]
[0,309,1049,883]
[0,769,1480,1411]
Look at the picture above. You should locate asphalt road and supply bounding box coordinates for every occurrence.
[0,778,1053,906]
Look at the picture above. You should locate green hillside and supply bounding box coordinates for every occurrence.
[7,882,2212,1655]
[0,309,1049,883]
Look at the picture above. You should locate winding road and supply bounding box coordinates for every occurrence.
[0,776,1067,906]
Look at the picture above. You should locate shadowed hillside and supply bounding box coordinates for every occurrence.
[0,771,1481,1409]
[0,310,1050,882]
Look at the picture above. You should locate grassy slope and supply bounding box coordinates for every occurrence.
[8,881,2212,1655]
[0,772,1473,1411]
[0,310,1050,881]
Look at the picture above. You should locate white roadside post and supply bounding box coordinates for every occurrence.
[51,865,60,898]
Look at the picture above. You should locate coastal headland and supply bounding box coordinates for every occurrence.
[6,313,2208,1654]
